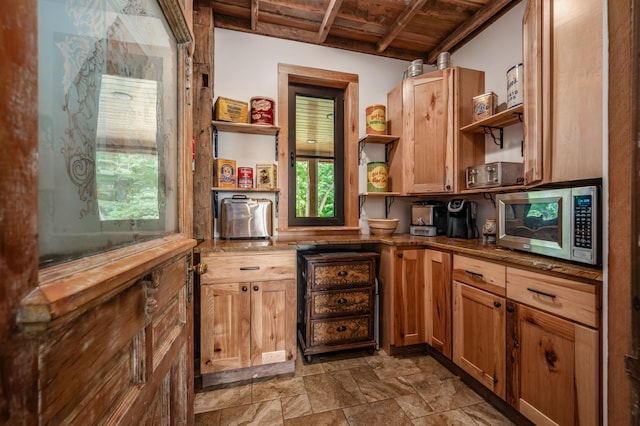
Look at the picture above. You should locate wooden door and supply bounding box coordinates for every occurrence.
[393,249,427,346]
[425,250,452,358]
[453,281,506,399]
[200,283,250,373]
[409,71,453,193]
[507,302,599,426]
[250,279,296,366]
[522,0,544,185]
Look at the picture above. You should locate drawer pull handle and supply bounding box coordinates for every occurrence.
[465,270,484,279]
[336,326,347,332]
[337,298,348,304]
[527,287,557,299]
[240,266,260,271]
[337,270,348,277]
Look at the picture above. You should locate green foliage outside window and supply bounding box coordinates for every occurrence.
[295,160,335,217]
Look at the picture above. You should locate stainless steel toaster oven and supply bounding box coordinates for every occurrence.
[465,161,523,189]
[219,195,272,239]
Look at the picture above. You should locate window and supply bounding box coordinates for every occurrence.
[37,0,180,267]
[287,84,344,226]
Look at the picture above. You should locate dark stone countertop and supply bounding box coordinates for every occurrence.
[195,234,603,283]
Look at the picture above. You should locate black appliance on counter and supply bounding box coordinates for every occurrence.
[447,199,478,239]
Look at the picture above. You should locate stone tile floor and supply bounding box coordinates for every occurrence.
[194,348,514,425]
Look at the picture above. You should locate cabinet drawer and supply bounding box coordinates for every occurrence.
[453,255,506,296]
[308,259,375,290]
[201,252,296,284]
[506,267,599,328]
[310,316,372,346]
[310,288,373,318]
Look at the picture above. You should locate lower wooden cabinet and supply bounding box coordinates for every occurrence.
[506,267,600,425]
[379,246,452,356]
[199,251,296,384]
[452,255,507,399]
[453,281,507,399]
[425,250,452,358]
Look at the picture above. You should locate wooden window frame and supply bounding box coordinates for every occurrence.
[277,64,359,236]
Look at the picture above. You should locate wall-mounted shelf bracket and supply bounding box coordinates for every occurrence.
[275,192,279,218]
[358,194,366,218]
[213,190,219,219]
[385,196,396,218]
[213,126,219,158]
[482,125,504,149]
[274,129,280,161]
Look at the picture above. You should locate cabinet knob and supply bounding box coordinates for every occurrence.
[336,326,347,332]
[242,286,248,292]
[397,253,403,259]
[253,285,259,292]
[494,301,502,308]
[337,298,348,304]
[190,262,208,275]
[506,305,515,313]
[337,270,348,277]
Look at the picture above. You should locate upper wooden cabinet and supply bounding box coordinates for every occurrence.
[387,67,485,194]
[523,0,603,184]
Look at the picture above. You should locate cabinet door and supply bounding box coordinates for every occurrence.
[409,71,454,193]
[522,0,544,185]
[200,283,250,373]
[523,0,603,184]
[425,250,452,358]
[453,281,506,399]
[507,302,600,426]
[250,279,296,366]
[393,249,427,346]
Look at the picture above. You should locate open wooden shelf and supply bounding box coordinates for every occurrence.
[211,187,280,193]
[460,105,524,133]
[212,120,279,136]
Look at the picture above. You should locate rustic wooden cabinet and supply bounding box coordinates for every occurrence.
[199,251,296,385]
[425,250,452,359]
[379,246,452,356]
[452,255,507,399]
[506,267,600,425]
[522,0,603,184]
[298,252,378,362]
[386,67,485,194]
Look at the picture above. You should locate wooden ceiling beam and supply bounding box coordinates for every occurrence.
[251,0,259,31]
[426,0,521,63]
[317,0,344,43]
[376,0,429,53]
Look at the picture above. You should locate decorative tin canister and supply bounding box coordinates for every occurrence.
[250,96,275,125]
[367,162,388,192]
[237,167,254,188]
[365,104,386,135]
[472,92,498,122]
[506,63,523,108]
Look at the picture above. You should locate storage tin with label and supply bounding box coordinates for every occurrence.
[256,163,277,188]
[250,97,275,125]
[365,104,386,135]
[367,162,388,192]
[214,97,248,123]
[472,92,498,122]
[506,63,524,108]
[213,158,237,188]
[237,167,253,188]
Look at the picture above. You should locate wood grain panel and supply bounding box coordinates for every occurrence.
[453,254,506,296]
[453,281,506,399]
[393,248,426,346]
[425,250,452,359]
[201,252,295,284]
[40,284,146,424]
[506,266,598,328]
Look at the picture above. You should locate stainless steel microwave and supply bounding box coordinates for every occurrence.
[496,186,599,265]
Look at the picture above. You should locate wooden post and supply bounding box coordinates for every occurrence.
[192,4,214,241]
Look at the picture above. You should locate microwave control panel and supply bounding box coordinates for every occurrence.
[573,195,593,249]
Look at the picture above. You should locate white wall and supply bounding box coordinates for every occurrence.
[213,28,409,234]
[213,2,526,235]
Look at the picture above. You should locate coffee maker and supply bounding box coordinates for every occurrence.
[447,199,478,239]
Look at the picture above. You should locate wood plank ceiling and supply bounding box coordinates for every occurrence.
[201,0,522,63]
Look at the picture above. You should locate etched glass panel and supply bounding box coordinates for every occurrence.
[38,0,179,266]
